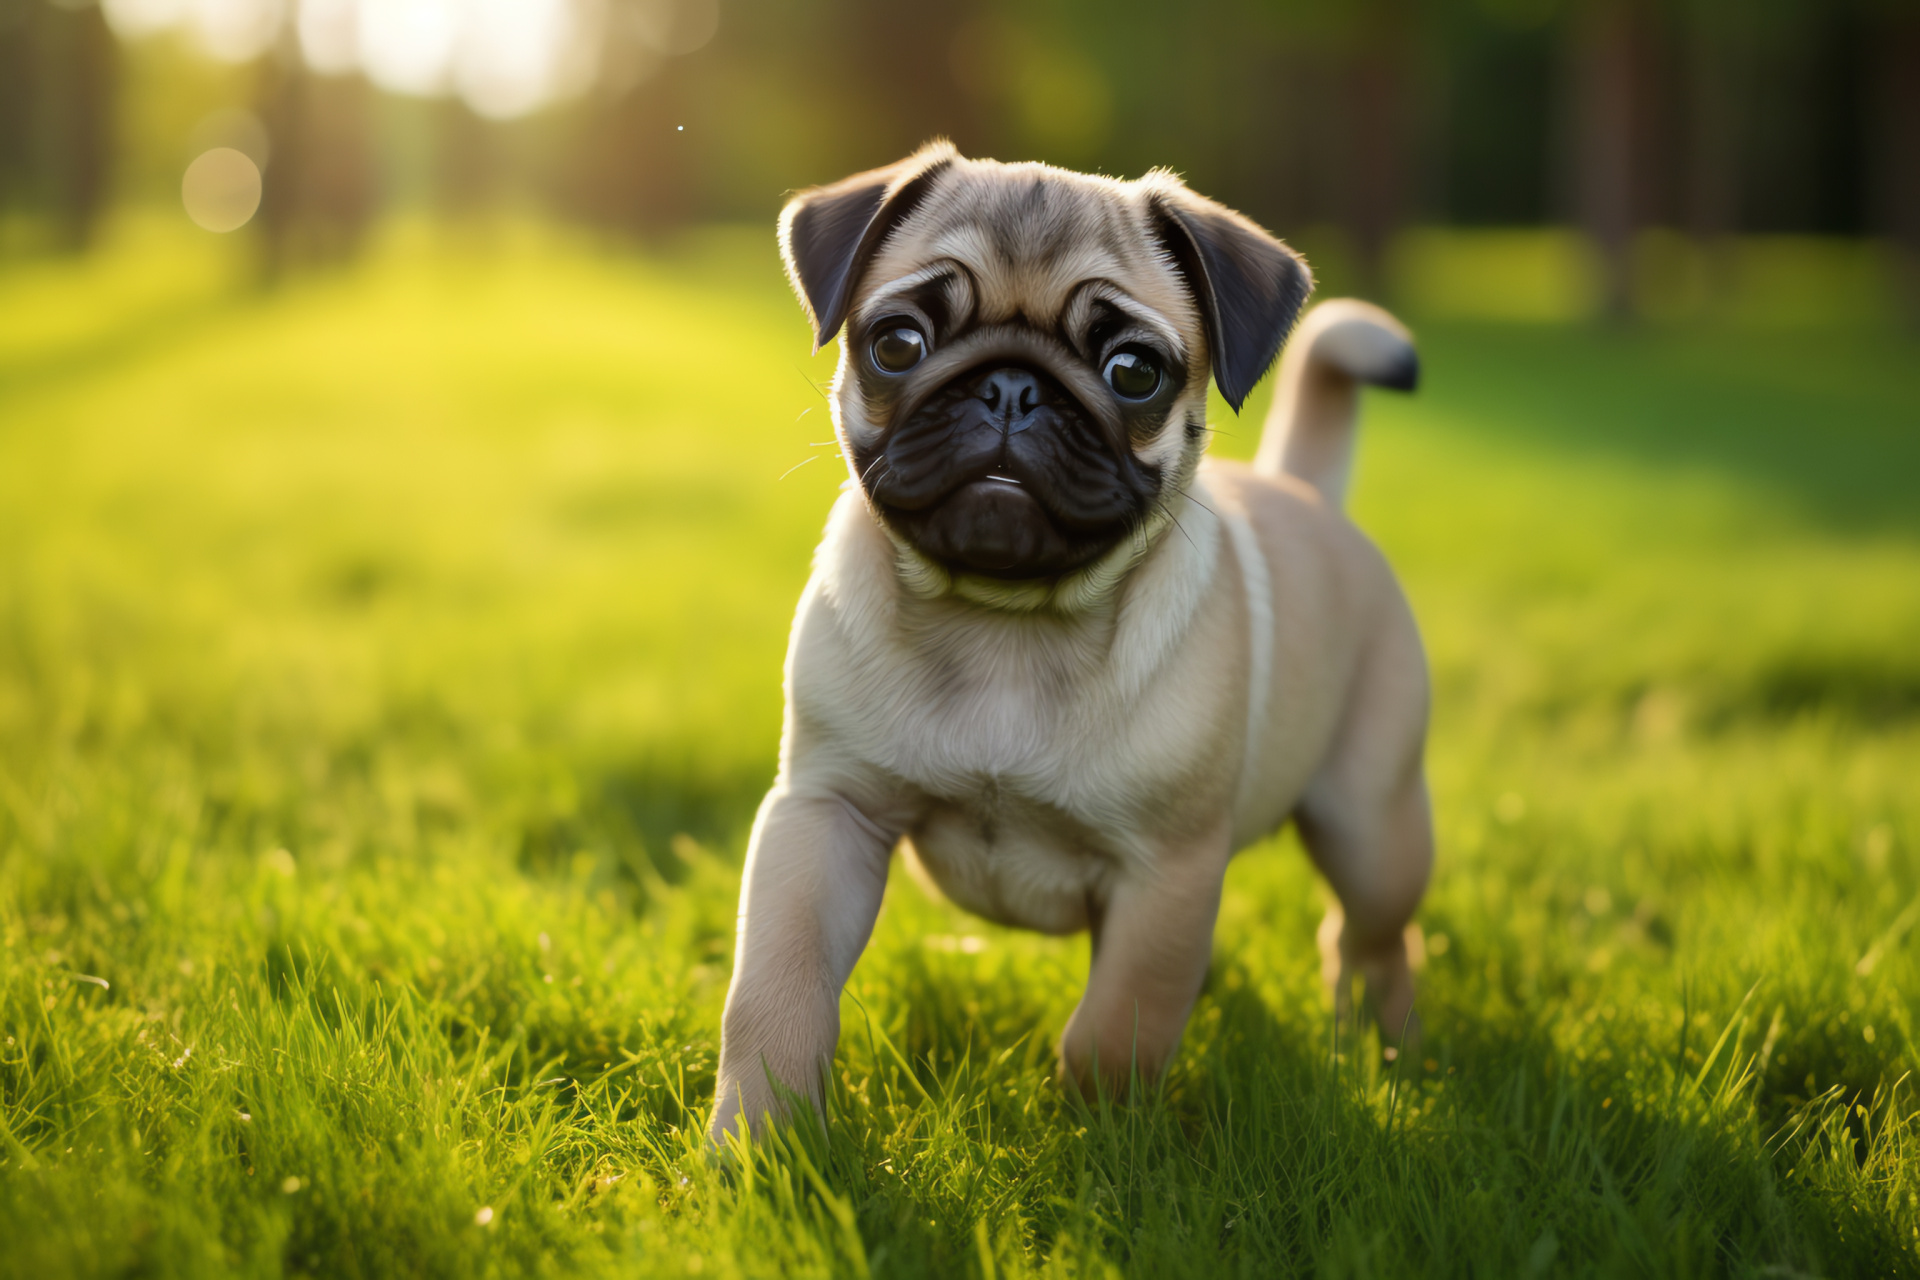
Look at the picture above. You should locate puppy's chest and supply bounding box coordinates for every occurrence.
[876,663,1179,820]
[873,671,1193,934]
[906,781,1124,935]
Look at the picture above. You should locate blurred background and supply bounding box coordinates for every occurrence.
[3,0,1916,320]
[3,6,1920,1267]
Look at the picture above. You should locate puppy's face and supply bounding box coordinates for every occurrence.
[781,145,1311,588]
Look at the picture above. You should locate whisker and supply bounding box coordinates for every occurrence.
[1153,496,1198,553]
[796,367,831,402]
[1175,484,1223,521]
[777,454,825,482]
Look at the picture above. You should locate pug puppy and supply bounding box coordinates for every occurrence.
[711,143,1431,1143]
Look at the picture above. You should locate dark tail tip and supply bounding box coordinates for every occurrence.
[1371,349,1420,394]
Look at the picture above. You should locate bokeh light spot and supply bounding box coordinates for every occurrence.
[298,0,359,75]
[633,0,718,56]
[105,0,725,119]
[359,0,460,96]
[182,147,263,233]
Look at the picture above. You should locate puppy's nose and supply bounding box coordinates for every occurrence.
[977,367,1041,420]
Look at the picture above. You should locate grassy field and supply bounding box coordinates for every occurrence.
[2,218,1918,1278]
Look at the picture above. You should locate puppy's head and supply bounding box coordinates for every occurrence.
[781,143,1311,601]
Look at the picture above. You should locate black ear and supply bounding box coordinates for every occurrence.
[778,142,958,351]
[1151,187,1313,412]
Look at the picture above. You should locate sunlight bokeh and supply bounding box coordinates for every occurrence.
[102,0,715,118]
[181,145,261,229]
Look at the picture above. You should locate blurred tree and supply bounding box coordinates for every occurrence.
[1737,0,1869,236]
[1679,0,1744,304]
[0,0,117,251]
[558,62,695,236]
[845,0,985,161]
[1570,0,1655,317]
[1871,0,1920,323]
[1437,0,1559,229]
[552,0,736,236]
[435,98,499,215]
[1680,0,1740,239]
[256,47,377,274]
[0,2,29,227]
[1347,0,1419,297]
[0,0,1905,320]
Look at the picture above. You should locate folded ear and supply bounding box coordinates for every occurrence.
[778,142,958,352]
[1150,183,1314,412]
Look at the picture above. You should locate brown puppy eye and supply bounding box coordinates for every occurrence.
[1103,349,1161,399]
[870,324,927,374]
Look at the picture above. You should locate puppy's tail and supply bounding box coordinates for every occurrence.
[1251,299,1418,510]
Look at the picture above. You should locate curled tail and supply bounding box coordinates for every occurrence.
[1252,299,1418,509]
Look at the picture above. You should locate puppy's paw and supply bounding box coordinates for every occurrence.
[707,1070,828,1151]
[1057,1024,1158,1103]
[1319,906,1423,1056]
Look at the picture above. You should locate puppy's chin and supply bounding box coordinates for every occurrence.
[882,478,1120,581]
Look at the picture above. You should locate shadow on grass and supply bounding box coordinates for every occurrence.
[1737,652,1920,726]
[513,759,769,891]
[1413,323,1920,540]
[757,961,1920,1277]
[0,287,255,408]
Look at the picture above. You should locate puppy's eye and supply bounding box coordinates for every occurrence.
[870,324,927,374]
[1103,349,1162,399]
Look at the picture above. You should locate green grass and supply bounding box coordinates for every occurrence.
[2,215,1918,1278]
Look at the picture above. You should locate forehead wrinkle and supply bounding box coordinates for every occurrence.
[858,261,956,318]
[853,163,1205,342]
[1072,280,1188,361]
[931,226,1123,324]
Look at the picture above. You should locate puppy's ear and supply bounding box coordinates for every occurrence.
[1149,184,1314,413]
[779,142,958,351]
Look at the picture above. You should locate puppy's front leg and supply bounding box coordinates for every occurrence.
[710,787,895,1144]
[1059,827,1232,1097]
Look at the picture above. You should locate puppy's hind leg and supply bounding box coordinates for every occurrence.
[1294,622,1433,1049]
[1303,773,1432,1047]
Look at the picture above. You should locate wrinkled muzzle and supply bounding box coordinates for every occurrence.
[858,363,1158,580]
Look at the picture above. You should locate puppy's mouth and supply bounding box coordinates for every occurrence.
[857,363,1158,580]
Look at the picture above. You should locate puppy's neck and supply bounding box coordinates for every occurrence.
[881,503,1176,616]
[813,478,1223,706]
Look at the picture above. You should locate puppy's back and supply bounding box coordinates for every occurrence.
[1202,457,1425,843]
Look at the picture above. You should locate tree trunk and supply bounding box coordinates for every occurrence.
[1348,1,1415,301]
[35,0,117,251]
[1573,0,1642,319]
[1684,3,1741,306]
[1873,12,1920,326]
[258,51,377,277]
